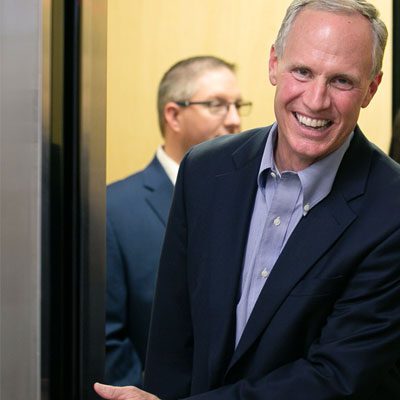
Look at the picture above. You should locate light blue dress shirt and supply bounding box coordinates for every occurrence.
[235,123,353,347]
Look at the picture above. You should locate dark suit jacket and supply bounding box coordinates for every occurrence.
[144,126,400,399]
[105,156,173,386]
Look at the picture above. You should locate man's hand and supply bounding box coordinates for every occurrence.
[93,383,160,400]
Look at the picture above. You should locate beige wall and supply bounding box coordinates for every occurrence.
[107,0,392,184]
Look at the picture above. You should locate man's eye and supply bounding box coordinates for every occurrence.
[208,101,225,110]
[209,101,224,107]
[331,77,353,90]
[292,68,311,80]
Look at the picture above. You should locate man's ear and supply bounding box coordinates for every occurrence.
[269,45,279,86]
[361,71,383,108]
[164,102,182,132]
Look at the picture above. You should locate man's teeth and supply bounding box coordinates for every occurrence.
[296,113,330,128]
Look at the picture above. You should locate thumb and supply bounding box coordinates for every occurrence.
[93,382,118,399]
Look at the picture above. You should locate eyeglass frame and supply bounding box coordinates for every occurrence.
[174,99,252,116]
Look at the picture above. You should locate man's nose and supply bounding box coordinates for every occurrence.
[304,79,331,111]
[223,103,241,133]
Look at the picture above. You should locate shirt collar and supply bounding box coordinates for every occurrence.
[257,123,278,188]
[258,123,353,214]
[298,132,353,214]
[156,145,179,185]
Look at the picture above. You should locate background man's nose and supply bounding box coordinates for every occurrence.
[223,103,241,133]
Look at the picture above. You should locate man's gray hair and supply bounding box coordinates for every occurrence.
[274,0,388,78]
[157,56,236,135]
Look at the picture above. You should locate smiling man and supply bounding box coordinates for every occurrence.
[98,1,400,399]
[269,5,381,172]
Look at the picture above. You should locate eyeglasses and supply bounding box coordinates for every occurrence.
[175,99,252,117]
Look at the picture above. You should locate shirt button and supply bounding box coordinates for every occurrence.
[304,203,310,212]
[261,269,269,278]
[270,171,276,179]
[273,216,281,226]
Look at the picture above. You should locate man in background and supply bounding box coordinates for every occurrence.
[105,55,251,386]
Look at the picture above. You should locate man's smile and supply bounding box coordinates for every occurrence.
[294,112,332,130]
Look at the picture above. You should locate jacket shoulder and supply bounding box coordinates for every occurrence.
[182,126,270,175]
[190,126,269,158]
[107,156,168,203]
[107,169,146,204]
[368,143,400,201]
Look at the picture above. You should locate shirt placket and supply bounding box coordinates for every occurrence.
[248,173,301,315]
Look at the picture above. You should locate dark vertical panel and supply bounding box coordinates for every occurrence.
[393,0,399,118]
[389,0,400,160]
[43,1,80,398]
[41,0,106,399]
[42,0,67,396]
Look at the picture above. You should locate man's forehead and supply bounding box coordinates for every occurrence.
[289,7,372,37]
[282,8,374,67]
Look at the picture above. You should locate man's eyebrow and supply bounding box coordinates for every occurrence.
[208,95,243,101]
[289,63,311,70]
[330,73,359,83]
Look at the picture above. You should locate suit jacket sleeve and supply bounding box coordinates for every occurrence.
[105,213,143,387]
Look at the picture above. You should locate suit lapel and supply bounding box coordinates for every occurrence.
[228,191,356,370]
[206,128,269,387]
[226,126,373,374]
[143,156,174,226]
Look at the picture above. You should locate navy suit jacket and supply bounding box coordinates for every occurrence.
[145,126,400,399]
[105,156,173,386]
